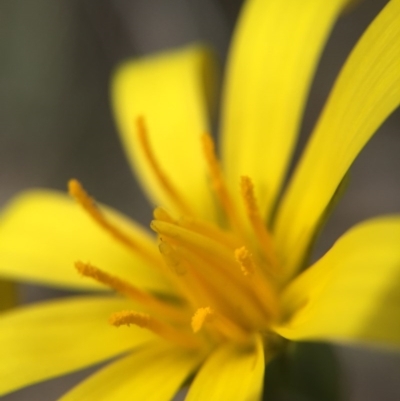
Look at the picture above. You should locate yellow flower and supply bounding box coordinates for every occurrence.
[1,0,400,399]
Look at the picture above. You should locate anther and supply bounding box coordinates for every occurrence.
[68,179,159,266]
[110,310,150,328]
[240,176,279,272]
[234,246,254,276]
[178,215,241,251]
[201,133,243,234]
[158,241,186,275]
[153,207,175,223]
[191,307,214,333]
[150,220,237,273]
[233,248,281,321]
[75,261,185,321]
[136,117,194,216]
[191,307,249,342]
[110,310,200,348]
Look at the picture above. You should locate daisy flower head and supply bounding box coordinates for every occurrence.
[1,0,400,400]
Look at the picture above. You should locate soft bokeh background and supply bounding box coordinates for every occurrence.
[0,0,399,400]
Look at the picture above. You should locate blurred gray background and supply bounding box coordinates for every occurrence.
[0,0,399,400]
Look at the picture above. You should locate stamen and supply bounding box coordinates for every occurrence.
[68,179,159,266]
[75,261,185,321]
[110,310,150,328]
[191,307,249,342]
[152,220,269,326]
[151,220,242,285]
[158,241,186,275]
[192,306,214,333]
[151,220,235,270]
[136,117,193,215]
[169,244,251,322]
[178,215,241,251]
[110,310,200,348]
[157,238,212,309]
[240,176,279,271]
[201,134,243,234]
[234,246,255,276]
[153,207,175,223]
[234,247,280,321]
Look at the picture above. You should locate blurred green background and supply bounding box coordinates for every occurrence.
[0,0,399,400]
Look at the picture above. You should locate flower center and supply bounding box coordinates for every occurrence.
[151,205,280,344]
[68,118,283,349]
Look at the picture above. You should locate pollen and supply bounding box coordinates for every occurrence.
[192,307,214,333]
[240,176,279,272]
[110,310,150,328]
[234,246,255,276]
[110,310,200,348]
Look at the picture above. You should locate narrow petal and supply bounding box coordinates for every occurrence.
[221,0,352,220]
[275,0,400,276]
[59,343,203,401]
[0,191,173,294]
[186,335,265,401]
[0,296,153,396]
[275,217,400,349]
[112,45,218,220]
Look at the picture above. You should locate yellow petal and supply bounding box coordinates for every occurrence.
[112,45,217,220]
[275,217,400,349]
[0,296,153,396]
[186,335,265,401]
[221,0,352,220]
[0,191,173,294]
[275,0,400,277]
[59,343,203,401]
